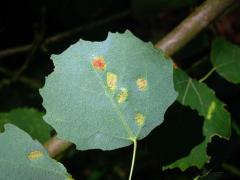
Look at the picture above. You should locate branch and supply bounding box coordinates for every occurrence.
[43,0,235,158]
[44,136,72,158]
[222,163,240,177]
[0,66,41,89]
[12,8,46,82]
[0,10,130,60]
[155,0,235,56]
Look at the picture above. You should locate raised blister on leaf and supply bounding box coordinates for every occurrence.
[117,88,128,103]
[107,72,117,91]
[27,150,44,160]
[92,56,106,70]
[136,78,147,91]
[135,113,145,126]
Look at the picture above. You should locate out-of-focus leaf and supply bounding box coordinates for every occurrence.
[0,108,53,143]
[163,69,231,170]
[211,38,240,84]
[0,124,71,180]
[40,31,177,150]
[232,121,240,136]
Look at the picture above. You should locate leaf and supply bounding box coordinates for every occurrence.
[163,69,231,170]
[40,30,177,150]
[0,108,53,143]
[0,124,71,180]
[211,38,240,84]
[232,121,240,136]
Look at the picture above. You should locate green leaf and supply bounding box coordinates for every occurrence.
[0,124,71,180]
[232,121,240,136]
[40,30,177,150]
[211,38,240,84]
[0,108,53,143]
[163,69,231,170]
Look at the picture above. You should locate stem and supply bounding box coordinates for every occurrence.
[0,66,41,89]
[129,139,137,180]
[199,67,216,82]
[155,0,235,56]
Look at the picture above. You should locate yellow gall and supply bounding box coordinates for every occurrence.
[117,88,128,103]
[27,150,43,160]
[136,78,147,91]
[107,72,117,91]
[92,56,106,70]
[135,113,145,126]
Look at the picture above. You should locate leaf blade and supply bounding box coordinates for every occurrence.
[40,31,177,150]
[0,108,53,143]
[0,124,70,180]
[163,69,231,170]
[211,38,240,84]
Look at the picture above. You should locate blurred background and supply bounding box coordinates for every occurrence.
[0,0,240,179]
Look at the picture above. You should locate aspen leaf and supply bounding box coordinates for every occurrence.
[0,108,53,143]
[211,38,240,84]
[40,31,177,150]
[0,124,70,180]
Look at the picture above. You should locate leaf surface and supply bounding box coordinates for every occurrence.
[0,108,53,143]
[211,38,240,84]
[40,31,177,150]
[163,69,231,170]
[0,124,70,180]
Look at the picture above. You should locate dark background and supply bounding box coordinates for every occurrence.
[0,0,240,179]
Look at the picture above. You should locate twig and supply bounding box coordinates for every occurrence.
[43,0,236,158]
[199,67,216,82]
[0,7,47,89]
[222,162,240,177]
[0,45,31,59]
[11,35,43,81]
[0,66,41,89]
[44,136,72,158]
[155,0,236,56]
[12,7,46,82]
[0,10,130,60]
